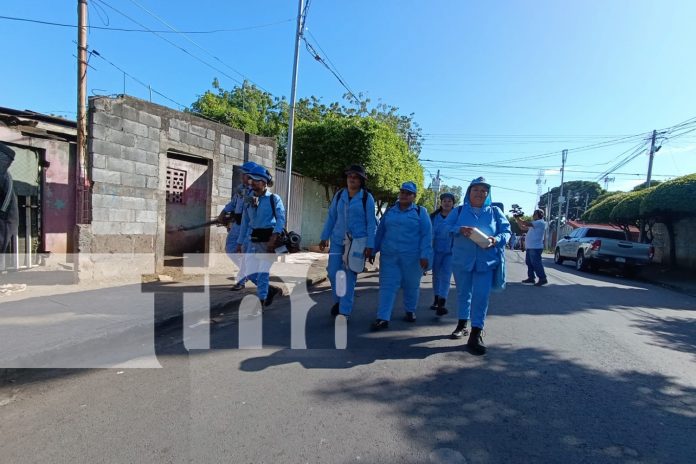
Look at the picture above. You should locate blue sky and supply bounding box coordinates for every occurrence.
[3,0,696,215]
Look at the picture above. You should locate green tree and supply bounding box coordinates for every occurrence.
[293,116,424,213]
[632,180,663,191]
[539,181,604,221]
[190,79,288,158]
[640,173,696,265]
[581,192,628,223]
[609,188,655,237]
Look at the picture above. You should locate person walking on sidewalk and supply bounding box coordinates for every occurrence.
[515,209,548,286]
[0,143,18,269]
[444,177,510,354]
[236,165,286,307]
[429,192,456,316]
[370,181,432,331]
[319,165,377,320]
[220,161,257,290]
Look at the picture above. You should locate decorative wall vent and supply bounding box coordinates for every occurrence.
[166,168,186,203]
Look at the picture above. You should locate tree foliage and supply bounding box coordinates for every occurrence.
[293,117,424,206]
[640,173,696,218]
[581,192,628,224]
[610,188,654,224]
[632,180,662,191]
[190,80,425,205]
[539,181,604,221]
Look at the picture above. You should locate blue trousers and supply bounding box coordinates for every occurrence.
[432,251,453,298]
[525,248,546,279]
[327,243,359,316]
[245,241,273,300]
[226,225,250,285]
[377,253,423,320]
[452,266,493,329]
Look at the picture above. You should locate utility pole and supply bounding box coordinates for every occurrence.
[555,149,568,247]
[77,0,88,224]
[645,129,657,188]
[545,187,552,250]
[639,129,658,242]
[432,169,441,209]
[565,190,572,221]
[284,0,305,228]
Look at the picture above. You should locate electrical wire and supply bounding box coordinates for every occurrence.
[123,0,271,93]
[89,48,186,109]
[0,14,294,34]
[91,0,259,89]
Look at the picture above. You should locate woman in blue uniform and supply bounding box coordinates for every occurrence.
[444,177,510,354]
[319,165,377,320]
[429,192,456,316]
[370,181,432,330]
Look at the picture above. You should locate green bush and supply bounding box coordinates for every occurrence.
[640,173,696,218]
[610,187,655,223]
[582,192,628,223]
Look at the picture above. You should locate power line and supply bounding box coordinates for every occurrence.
[302,36,359,104]
[123,0,271,93]
[0,14,293,34]
[89,48,186,109]
[91,0,255,90]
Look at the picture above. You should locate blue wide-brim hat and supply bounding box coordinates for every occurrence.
[241,161,258,173]
[247,164,271,182]
[400,181,417,194]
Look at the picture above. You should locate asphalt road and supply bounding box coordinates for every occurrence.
[2,250,695,464]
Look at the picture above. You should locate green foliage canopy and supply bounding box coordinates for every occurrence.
[293,117,424,205]
[539,181,604,221]
[582,192,628,223]
[610,188,655,225]
[640,173,696,218]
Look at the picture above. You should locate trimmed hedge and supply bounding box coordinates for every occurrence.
[640,173,696,218]
[582,192,628,223]
[610,187,655,223]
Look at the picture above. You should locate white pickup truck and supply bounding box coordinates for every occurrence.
[554,227,654,275]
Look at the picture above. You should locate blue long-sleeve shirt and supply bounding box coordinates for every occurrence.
[237,190,286,245]
[320,188,377,248]
[222,183,251,214]
[444,204,510,271]
[432,212,455,254]
[375,203,433,260]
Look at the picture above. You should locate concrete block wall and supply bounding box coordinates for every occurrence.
[652,218,696,269]
[85,95,276,273]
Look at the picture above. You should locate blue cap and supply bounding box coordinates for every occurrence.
[440,192,455,202]
[247,164,271,182]
[469,176,490,189]
[241,161,258,173]
[400,181,417,194]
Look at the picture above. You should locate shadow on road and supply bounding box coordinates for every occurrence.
[312,345,696,463]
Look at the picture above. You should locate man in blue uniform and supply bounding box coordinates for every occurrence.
[370,181,432,330]
[236,164,286,307]
[220,161,257,290]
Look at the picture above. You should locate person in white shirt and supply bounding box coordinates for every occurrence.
[515,209,548,286]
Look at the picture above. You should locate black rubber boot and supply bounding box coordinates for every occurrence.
[436,297,448,316]
[467,327,486,355]
[450,319,469,339]
[430,295,439,311]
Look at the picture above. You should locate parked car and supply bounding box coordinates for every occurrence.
[554,227,654,275]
